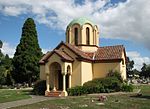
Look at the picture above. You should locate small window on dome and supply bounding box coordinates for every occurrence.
[86,27,90,45]
[122,59,125,65]
[74,28,78,45]
[67,30,70,43]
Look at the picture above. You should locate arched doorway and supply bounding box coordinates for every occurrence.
[66,65,71,89]
[66,74,69,90]
[50,62,63,90]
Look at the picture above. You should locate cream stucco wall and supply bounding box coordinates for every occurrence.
[93,62,121,79]
[71,61,82,87]
[40,45,127,90]
[81,62,93,85]
[58,45,82,87]
[40,65,46,80]
[47,54,63,88]
[81,24,94,45]
[79,46,98,52]
[69,24,81,45]
[66,23,99,53]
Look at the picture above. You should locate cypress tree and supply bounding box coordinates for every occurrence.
[12,18,42,85]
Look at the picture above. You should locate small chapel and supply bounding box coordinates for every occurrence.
[39,17,127,97]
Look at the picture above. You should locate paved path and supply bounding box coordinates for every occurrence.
[0,95,60,109]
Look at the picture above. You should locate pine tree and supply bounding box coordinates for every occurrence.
[12,18,42,85]
[0,40,2,48]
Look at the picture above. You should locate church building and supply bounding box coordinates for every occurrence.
[39,17,127,97]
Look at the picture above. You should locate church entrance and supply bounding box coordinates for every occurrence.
[50,62,63,91]
[58,70,63,90]
[66,74,69,90]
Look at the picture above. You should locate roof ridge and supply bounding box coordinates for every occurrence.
[61,50,74,60]
[99,45,124,48]
[53,49,74,62]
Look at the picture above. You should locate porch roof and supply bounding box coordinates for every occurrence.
[39,49,74,64]
[39,41,126,64]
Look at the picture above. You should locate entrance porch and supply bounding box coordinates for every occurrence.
[45,62,72,97]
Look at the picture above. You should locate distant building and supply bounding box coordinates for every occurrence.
[39,17,127,96]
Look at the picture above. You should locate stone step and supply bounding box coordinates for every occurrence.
[46,91,62,97]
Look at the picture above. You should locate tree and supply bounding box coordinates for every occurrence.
[0,54,13,86]
[0,40,13,86]
[3,54,13,85]
[12,18,42,85]
[0,42,6,85]
[0,66,6,86]
[0,40,2,48]
[132,69,140,78]
[140,63,150,78]
[126,57,134,78]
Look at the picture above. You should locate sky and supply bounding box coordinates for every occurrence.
[0,0,150,70]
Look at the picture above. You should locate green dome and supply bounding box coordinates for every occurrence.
[68,17,94,27]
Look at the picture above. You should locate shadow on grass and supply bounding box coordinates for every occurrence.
[21,90,34,95]
[22,90,45,96]
[130,94,150,99]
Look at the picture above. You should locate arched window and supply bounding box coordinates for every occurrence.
[95,30,97,45]
[67,30,70,43]
[74,28,78,45]
[86,27,90,45]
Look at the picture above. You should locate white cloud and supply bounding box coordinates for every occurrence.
[127,51,150,70]
[0,42,52,58]
[1,42,16,58]
[0,0,150,50]
[0,0,150,51]
[42,48,52,54]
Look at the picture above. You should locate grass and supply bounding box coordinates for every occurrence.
[0,89,32,103]
[10,85,150,109]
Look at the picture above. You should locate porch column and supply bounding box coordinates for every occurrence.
[63,74,66,92]
[61,73,68,96]
[46,74,50,92]
[45,64,50,96]
[53,72,56,91]
[69,74,71,88]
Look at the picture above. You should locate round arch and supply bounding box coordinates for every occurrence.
[50,62,63,90]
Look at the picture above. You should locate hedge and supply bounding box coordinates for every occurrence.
[121,83,133,92]
[67,71,133,96]
[32,80,46,95]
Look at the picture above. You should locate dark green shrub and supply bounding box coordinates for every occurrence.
[67,73,123,96]
[83,81,104,93]
[84,77,122,93]
[101,77,122,92]
[33,80,46,95]
[121,83,133,92]
[107,70,123,82]
[67,86,86,96]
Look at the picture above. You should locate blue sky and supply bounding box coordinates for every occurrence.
[0,0,150,70]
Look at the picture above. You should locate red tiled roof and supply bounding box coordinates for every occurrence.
[94,45,124,61]
[39,41,126,64]
[64,43,92,60]
[39,49,74,64]
[54,50,74,62]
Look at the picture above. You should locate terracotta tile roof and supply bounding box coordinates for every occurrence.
[64,43,125,61]
[39,49,74,64]
[54,50,74,62]
[94,45,124,61]
[39,41,126,64]
[64,43,92,60]
[85,52,94,58]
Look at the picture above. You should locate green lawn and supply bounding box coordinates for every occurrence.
[0,89,32,103]
[10,85,150,109]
